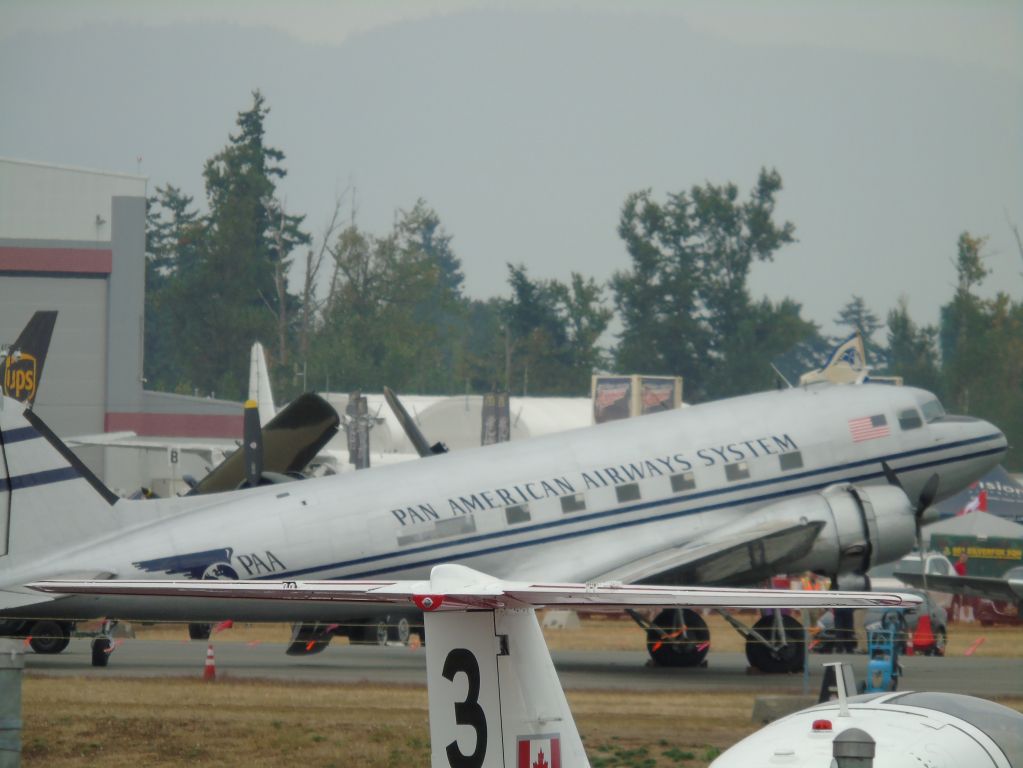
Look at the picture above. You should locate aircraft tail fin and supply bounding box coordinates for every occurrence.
[248,342,276,426]
[3,310,58,407]
[424,605,587,767]
[0,396,118,560]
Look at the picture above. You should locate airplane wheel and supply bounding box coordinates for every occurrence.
[395,617,411,645]
[28,620,71,654]
[91,638,112,667]
[746,614,805,674]
[188,623,212,641]
[927,627,947,657]
[645,609,710,667]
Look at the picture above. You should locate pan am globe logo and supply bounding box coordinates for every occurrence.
[4,352,38,403]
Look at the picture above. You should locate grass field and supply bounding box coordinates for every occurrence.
[19,617,1023,767]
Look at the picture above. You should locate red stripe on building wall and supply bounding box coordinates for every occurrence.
[105,411,243,439]
[0,246,113,274]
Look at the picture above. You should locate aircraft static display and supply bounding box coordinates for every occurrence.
[29,564,923,768]
[0,381,1007,671]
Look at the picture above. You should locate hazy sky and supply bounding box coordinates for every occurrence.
[2,0,1021,340]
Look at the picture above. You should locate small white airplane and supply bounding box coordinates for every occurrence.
[0,377,1006,670]
[896,562,1023,608]
[29,564,925,768]
[712,661,1022,767]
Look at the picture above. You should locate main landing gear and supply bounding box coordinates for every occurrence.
[633,609,806,673]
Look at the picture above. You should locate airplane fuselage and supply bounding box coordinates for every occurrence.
[2,383,1007,623]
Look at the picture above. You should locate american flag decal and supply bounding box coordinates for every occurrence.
[848,415,890,442]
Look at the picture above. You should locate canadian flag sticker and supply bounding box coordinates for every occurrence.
[518,734,561,768]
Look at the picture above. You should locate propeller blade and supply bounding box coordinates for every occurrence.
[243,399,263,488]
[383,386,447,457]
[917,473,940,516]
[880,460,903,491]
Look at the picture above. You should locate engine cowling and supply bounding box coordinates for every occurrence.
[783,483,916,576]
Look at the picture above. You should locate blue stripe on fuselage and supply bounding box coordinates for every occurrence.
[263,433,1005,580]
[0,466,79,493]
[1,426,39,444]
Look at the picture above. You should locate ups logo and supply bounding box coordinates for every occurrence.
[4,352,38,403]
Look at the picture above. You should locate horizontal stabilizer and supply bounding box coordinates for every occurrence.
[31,563,920,612]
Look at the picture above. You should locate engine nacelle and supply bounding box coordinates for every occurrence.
[832,573,871,591]
[782,483,916,576]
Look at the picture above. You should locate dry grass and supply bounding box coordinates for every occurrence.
[18,678,777,768]
[18,617,1023,767]
[19,676,1023,768]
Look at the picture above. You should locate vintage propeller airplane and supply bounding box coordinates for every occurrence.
[0,368,1007,670]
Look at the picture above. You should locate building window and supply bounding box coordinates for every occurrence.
[725,462,750,482]
[505,504,531,524]
[898,408,923,431]
[615,483,641,503]
[560,494,586,513]
[779,451,803,471]
[670,471,695,493]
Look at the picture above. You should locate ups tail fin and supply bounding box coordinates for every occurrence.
[0,396,117,560]
[424,607,587,768]
[3,310,58,407]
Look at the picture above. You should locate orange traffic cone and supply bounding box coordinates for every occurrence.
[913,614,935,655]
[904,631,914,656]
[203,643,216,681]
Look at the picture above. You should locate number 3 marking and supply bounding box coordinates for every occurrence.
[443,647,487,768]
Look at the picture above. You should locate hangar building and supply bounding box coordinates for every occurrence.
[0,157,241,493]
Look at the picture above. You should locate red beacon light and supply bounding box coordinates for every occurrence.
[811,719,833,732]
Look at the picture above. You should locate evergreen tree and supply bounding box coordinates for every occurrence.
[834,295,884,367]
[143,184,203,393]
[176,90,309,398]
[502,265,611,396]
[884,297,943,395]
[611,169,812,401]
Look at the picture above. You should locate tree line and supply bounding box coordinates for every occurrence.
[145,92,1023,469]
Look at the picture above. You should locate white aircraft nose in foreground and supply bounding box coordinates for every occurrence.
[0,380,1007,671]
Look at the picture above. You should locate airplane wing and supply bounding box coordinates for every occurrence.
[30,563,918,612]
[590,518,826,587]
[893,570,1023,604]
[65,433,230,467]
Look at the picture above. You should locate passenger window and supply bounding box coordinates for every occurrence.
[779,451,803,471]
[560,494,586,513]
[615,483,641,502]
[725,462,750,482]
[898,408,923,430]
[505,504,530,524]
[670,471,695,493]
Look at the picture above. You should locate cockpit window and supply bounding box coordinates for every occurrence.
[897,408,923,431]
[920,398,946,423]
